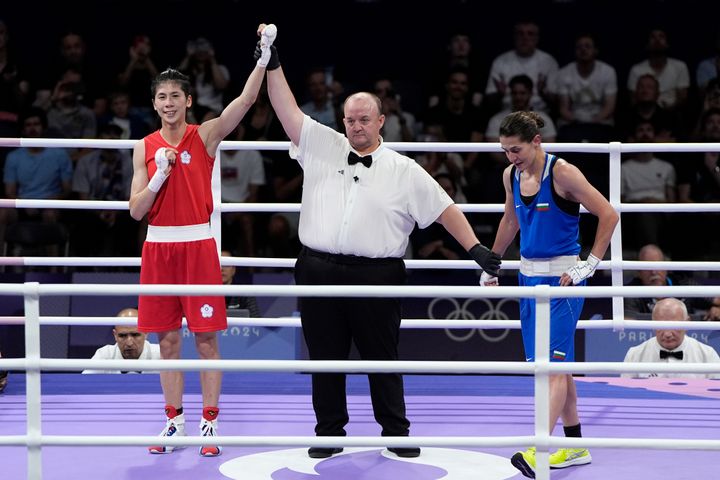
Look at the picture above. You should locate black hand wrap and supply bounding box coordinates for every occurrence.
[469,243,501,276]
[253,41,281,71]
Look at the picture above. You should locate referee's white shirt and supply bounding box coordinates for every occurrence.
[622,336,720,379]
[81,341,161,374]
[290,116,453,258]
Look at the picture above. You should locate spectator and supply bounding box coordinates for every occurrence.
[705,297,720,321]
[261,212,302,267]
[622,297,720,379]
[100,90,151,140]
[70,123,138,258]
[619,73,680,142]
[484,20,558,115]
[485,74,556,145]
[299,67,340,130]
[0,19,30,244]
[3,107,72,221]
[0,19,31,148]
[238,81,295,261]
[221,249,260,317]
[698,78,720,115]
[46,67,97,141]
[32,31,106,115]
[423,66,485,185]
[554,33,617,143]
[240,81,288,144]
[426,31,485,109]
[410,173,469,261]
[82,308,161,374]
[374,78,417,143]
[677,108,720,204]
[221,124,265,259]
[695,32,720,96]
[626,27,690,113]
[263,145,303,261]
[72,124,132,201]
[624,244,715,316]
[685,79,720,141]
[178,37,231,122]
[414,124,468,203]
[1,107,72,254]
[675,108,720,260]
[621,120,676,249]
[116,34,159,129]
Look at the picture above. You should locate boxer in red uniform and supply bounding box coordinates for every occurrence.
[129,25,278,457]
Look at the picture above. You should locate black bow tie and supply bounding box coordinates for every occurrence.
[348,152,372,168]
[660,350,683,360]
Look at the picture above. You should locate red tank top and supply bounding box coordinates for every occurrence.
[144,125,215,226]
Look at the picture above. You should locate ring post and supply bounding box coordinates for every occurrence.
[534,284,551,480]
[24,282,42,480]
[608,141,625,329]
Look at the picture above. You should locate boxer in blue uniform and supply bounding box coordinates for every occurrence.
[482,111,618,478]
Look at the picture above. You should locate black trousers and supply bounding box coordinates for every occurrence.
[294,246,410,437]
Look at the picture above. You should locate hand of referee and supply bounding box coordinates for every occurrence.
[469,243,501,277]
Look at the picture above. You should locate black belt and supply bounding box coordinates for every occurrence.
[302,246,401,265]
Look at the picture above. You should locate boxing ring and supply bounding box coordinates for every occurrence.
[1,138,720,480]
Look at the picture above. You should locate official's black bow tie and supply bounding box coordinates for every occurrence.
[348,151,372,168]
[660,350,683,360]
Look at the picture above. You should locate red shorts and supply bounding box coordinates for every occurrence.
[138,238,227,333]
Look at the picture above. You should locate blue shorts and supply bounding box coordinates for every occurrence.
[518,273,585,362]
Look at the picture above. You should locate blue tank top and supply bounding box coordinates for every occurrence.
[512,153,580,259]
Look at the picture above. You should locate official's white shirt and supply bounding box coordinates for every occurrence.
[290,116,453,258]
[82,341,161,374]
[622,336,720,379]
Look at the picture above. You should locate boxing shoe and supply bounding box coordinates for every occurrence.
[199,418,222,457]
[148,410,186,454]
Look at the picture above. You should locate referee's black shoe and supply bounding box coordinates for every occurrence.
[308,447,343,458]
[387,447,421,458]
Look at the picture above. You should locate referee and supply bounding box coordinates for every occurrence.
[255,24,501,459]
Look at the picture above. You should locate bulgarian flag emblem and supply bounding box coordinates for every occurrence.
[552,350,566,360]
[536,203,550,211]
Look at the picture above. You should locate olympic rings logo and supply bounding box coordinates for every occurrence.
[427,297,518,343]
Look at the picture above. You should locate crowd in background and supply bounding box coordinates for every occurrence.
[1,6,720,274]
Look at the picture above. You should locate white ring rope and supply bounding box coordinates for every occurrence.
[2,137,719,153]
[0,434,717,451]
[1,283,719,299]
[4,198,720,214]
[0,316,717,331]
[4,256,720,271]
[3,137,720,480]
[1,358,718,376]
